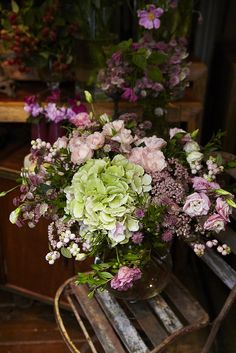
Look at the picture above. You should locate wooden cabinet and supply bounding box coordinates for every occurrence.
[0,143,79,303]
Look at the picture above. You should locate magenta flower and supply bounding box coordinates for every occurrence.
[110,266,142,291]
[137,5,164,30]
[132,231,144,244]
[122,87,138,102]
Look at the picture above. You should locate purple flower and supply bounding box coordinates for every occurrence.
[24,102,43,117]
[112,51,122,62]
[192,177,220,192]
[24,95,37,105]
[122,87,138,102]
[168,0,178,8]
[45,103,67,123]
[137,5,164,30]
[46,89,61,103]
[132,231,144,244]
[24,95,43,117]
[110,266,142,291]
[68,97,87,114]
[135,208,145,218]
[162,230,174,242]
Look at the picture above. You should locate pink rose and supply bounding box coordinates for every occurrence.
[112,128,134,145]
[102,120,124,137]
[69,136,93,165]
[204,213,226,233]
[139,136,167,150]
[86,132,105,150]
[53,136,68,149]
[69,112,92,128]
[215,197,232,222]
[192,177,220,192]
[183,192,210,217]
[129,147,166,173]
[169,128,186,139]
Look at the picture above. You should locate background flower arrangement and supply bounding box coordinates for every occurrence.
[0,0,82,80]
[97,1,192,134]
[4,92,236,298]
[24,88,87,143]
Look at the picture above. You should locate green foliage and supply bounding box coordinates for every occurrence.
[202,130,226,154]
[142,203,165,236]
[76,263,114,297]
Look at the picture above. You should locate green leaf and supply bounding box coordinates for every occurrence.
[0,191,7,197]
[225,160,236,169]
[147,67,163,82]
[216,153,223,166]
[226,198,236,208]
[148,51,167,65]
[117,39,132,52]
[98,271,113,280]
[11,0,19,13]
[60,247,72,258]
[132,51,147,70]
[91,263,111,271]
[215,189,232,196]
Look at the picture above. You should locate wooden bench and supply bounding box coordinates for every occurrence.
[54,274,209,353]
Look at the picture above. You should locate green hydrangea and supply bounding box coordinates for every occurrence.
[64,155,151,244]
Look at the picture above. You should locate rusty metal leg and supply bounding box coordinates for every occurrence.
[200,285,236,353]
[54,277,98,353]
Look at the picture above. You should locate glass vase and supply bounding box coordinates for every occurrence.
[48,122,65,145]
[107,250,172,302]
[31,120,48,141]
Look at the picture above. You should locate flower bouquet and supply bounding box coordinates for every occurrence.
[97,1,191,126]
[3,92,236,299]
[97,0,190,135]
[24,89,87,143]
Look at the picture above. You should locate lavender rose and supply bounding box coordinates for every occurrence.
[204,213,226,233]
[192,177,220,192]
[110,266,142,291]
[183,192,210,217]
[215,197,232,222]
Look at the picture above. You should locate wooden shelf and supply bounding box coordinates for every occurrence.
[0,61,207,133]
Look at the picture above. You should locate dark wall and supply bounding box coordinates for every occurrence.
[192,0,236,151]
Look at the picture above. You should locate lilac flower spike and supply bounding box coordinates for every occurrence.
[137,5,164,30]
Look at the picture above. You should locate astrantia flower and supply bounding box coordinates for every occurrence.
[110,266,142,291]
[137,5,164,30]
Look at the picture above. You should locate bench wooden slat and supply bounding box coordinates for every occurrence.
[201,249,236,289]
[96,290,149,353]
[125,300,168,346]
[71,284,127,353]
[164,276,209,324]
[148,296,183,333]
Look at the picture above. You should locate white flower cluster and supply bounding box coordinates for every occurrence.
[45,251,60,265]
